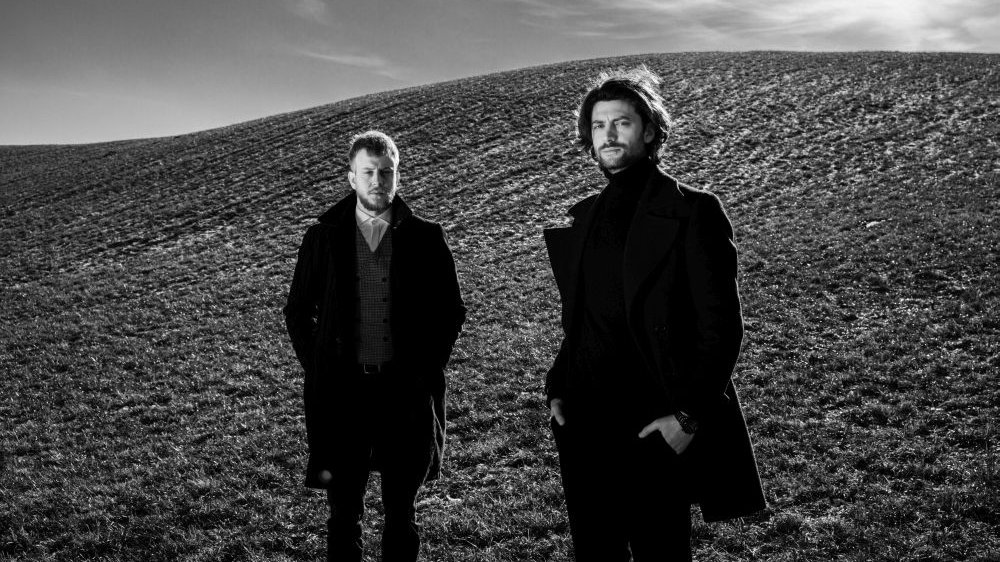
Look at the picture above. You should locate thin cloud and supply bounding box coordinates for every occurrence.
[512,0,591,19]
[508,0,999,51]
[285,0,331,25]
[0,81,158,105]
[295,48,404,80]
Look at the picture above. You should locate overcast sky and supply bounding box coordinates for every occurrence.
[2,0,996,145]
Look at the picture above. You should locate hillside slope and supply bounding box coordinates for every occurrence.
[2,52,998,561]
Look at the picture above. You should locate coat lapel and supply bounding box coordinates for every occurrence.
[623,170,688,320]
[546,168,690,333]
[544,193,600,331]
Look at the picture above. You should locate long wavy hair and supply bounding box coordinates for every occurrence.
[575,65,673,165]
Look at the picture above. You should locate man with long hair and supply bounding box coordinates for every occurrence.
[544,66,766,560]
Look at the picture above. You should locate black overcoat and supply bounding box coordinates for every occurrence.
[284,193,466,489]
[544,166,766,522]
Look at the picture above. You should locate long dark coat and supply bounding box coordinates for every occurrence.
[284,193,466,489]
[544,166,766,522]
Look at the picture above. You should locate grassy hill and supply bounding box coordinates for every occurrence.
[2,52,998,561]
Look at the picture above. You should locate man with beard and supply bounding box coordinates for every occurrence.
[284,130,465,562]
[543,66,766,560]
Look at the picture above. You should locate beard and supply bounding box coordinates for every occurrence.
[357,188,395,214]
[596,143,644,172]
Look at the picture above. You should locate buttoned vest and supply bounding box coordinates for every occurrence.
[355,225,393,363]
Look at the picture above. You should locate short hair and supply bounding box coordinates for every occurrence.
[575,65,673,165]
[348,130,399,167]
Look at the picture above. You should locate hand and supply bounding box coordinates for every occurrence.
[639,415,694,455]
[550,398,567,427]
[318,470,332,485]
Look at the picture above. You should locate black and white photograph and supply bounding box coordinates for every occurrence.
[2,1,997,560]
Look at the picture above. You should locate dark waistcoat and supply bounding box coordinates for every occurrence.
[355,225,393,364]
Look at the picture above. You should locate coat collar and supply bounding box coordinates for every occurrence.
[565,166,693,221]
[318,191,414,228]
[560,165,692,330]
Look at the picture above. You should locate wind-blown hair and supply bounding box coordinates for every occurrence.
[575,65,673,165]
[348,130,399,167]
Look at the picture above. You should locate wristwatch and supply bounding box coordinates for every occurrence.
[675,410,698,434]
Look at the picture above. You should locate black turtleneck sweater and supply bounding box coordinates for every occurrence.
[567,158,665,424]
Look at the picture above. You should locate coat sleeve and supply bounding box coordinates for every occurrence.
[544,337,570,405]
[674,193,745,421]
[541,223,584,407]
[283,225,324,371]
[429,224,466,370]
[282,224,333,481]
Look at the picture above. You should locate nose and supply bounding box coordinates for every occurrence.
[371,172,383,187]
[606,123,618,141]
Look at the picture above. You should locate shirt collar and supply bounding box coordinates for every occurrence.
[355,202,393,227]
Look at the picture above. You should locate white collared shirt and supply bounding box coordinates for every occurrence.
[355,204,393,252]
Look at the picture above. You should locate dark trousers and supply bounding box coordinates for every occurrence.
[326,371,432,562]
[552,405,692,562]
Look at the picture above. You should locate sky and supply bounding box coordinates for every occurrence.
[1,0,997,145]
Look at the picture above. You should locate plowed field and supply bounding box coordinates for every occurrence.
[2,52,998,561]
